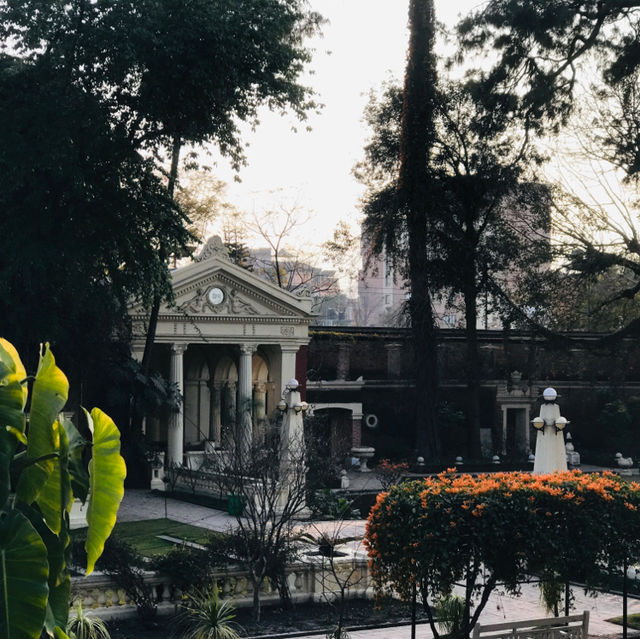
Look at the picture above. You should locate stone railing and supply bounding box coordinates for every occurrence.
[71,551,373,620]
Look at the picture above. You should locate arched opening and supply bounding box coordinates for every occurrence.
[184,350,211,446]
[213,355,238,447]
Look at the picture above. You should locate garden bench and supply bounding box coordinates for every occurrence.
[472,612,589,639]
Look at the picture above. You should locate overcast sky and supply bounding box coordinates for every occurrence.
[207,0,486,248]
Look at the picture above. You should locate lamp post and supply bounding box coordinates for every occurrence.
[277,379,309,516]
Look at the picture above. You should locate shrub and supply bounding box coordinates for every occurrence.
[175,586,241,639]
[67,601,111,639]
[153,534,231,594]
[97,535,157,621]
[366,470,640,639]
[375,459,409,491]
[308,489,360,520]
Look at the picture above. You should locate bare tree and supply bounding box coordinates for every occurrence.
[251,203,342,300]
[203,392,308,622]
[300,517,369,639]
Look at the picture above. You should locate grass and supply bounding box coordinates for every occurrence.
[73,518,222,557]
[606,613,640,630]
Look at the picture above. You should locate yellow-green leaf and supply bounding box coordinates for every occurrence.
[35,422,72,535]
[17,345,68,506]
[0,339,27,433]
[85,408,126,575]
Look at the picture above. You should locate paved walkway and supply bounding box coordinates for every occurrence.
[290,582,640,638]
[118,488,640,638]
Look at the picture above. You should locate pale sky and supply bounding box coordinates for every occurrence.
[209,0,486,248]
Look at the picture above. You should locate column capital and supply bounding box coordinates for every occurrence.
[170,342,188,355]
[280,344,301,354]
[239,343,257,355]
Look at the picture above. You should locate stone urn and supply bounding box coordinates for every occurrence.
[350,446,375,472]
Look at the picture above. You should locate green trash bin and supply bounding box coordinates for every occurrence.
[228,494,243,516]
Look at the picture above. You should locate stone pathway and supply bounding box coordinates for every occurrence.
[290,582,640,638]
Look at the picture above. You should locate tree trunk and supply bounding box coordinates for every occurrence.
[252,575,262,622]
[130,136,182,439]
[399,0,441,458]
[464,259,482,458]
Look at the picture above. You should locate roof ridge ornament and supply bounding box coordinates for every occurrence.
[193,235,231,263]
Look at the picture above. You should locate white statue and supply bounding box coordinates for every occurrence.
[532,387,568,474]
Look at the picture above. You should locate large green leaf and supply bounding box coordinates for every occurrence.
[85,408,126,575]
[0,339,27,433]
[34,421,73,534]
[60,417,89,503]
[0,509,49,639]
[17,345,68,506]
[16,502,69,635]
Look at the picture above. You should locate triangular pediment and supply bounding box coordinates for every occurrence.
[129,237,314,321]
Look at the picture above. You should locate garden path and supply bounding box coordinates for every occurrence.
[290,582,640,638]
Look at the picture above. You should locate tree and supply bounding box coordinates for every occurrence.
[202,404,308,622]
[457,1,640,145]
[251,204,341,300]
[0,0,324,432]
[0,57,189,389]
[358,0,441,458]
[358,80,550,457]
[366,470,640,639]
[0,339,126,639]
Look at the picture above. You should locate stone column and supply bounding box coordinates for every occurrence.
[351,411,363,448]
[385,343,403,378]
[336,343,350,380]
[211,382,222,443]
[280,345,300,393]
[237,344,256,450]
[168,343,187,466]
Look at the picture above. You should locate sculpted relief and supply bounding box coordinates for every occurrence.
[177,285,262,316]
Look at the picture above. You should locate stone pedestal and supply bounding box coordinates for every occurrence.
[150,452,166,491]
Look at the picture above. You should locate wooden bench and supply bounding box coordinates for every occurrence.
[472,612,590,639]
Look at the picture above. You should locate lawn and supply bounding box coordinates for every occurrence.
[607,613,640,630]
[73,518,222,557]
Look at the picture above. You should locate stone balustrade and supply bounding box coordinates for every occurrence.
[70,552,373,620]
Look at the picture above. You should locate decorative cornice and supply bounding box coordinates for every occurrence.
[132,313,310,325]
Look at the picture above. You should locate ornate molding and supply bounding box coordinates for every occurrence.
[143,313,309,325]
[176,274,298,317]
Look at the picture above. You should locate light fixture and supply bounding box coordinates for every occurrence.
[532,417,544,430]
[543,387,557,402]
[277,398,287,412]
[286,378,299,391]
[555,417,568,433]
[294,402,303,413]
[300,401,308,412]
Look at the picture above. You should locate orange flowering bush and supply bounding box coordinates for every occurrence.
[365,470,640,639]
